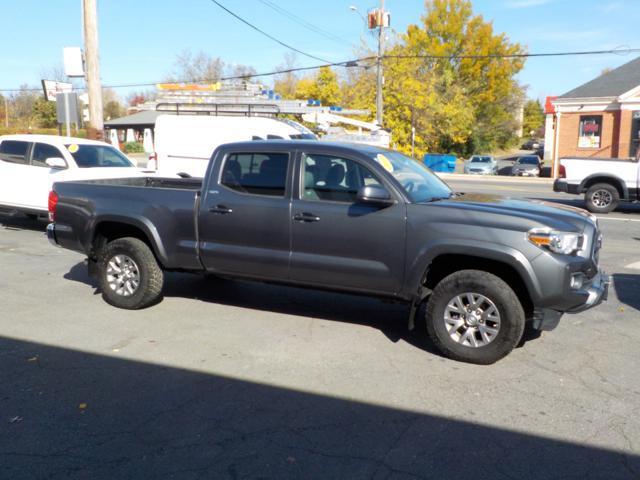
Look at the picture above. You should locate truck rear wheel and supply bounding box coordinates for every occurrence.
[585,183,619,214]
[98,237,164,309]
[425,270,525,364]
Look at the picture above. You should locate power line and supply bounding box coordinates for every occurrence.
[209,0,332,64]
[257,0,350,47]
[384,46,640,60]
[1,46,639,93]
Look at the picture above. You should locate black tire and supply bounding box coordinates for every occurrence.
[25,213,38,220]
[98,237,164,309]
[425,270,525,365]
[584,183,619,214]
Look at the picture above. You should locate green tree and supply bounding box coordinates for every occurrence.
[32,97,57,128]
[295,67,342,106]
[342,0,525,157]
[522,99,544,138]
[104,100,124,120]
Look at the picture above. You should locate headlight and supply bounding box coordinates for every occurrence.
[527,228,583,255]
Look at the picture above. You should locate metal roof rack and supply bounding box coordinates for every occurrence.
[155,102,281,117]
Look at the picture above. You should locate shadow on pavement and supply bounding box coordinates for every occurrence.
[0,213,47,233]
[2,335,638,479]
[63,264,547,355]
[613,273,640,312]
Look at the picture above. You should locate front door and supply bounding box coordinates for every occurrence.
[290,152,406,295]
[197,150,292,279]
[26,142,68,211]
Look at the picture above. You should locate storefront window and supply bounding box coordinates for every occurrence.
[578,115,602,149]
[630,111,640,159]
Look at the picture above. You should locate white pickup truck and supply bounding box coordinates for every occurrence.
[0,134,147,217]
[553,156,639,213]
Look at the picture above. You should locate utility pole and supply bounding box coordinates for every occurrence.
[375,0,385,127]
[83,0,103,139]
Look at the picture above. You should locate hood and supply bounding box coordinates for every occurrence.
[429,193,594,232]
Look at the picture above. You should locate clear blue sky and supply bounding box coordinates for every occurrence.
[1,0,639,101]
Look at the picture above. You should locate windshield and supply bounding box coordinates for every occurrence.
[65,144,134,168]
[517,157,539,165]
[367,150,452,202]
[470,156,492,163]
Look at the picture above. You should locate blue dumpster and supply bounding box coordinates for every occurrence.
[423,153,457,173]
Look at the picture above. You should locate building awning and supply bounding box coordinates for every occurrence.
[104,110,164,129]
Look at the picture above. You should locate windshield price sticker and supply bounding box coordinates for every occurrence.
[376,154,394,172]
[67,144,79,153]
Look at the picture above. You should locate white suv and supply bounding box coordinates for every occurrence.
[0,134,144,216]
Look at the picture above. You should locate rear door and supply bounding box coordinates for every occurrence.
[0,140,33,209]
[289,151,406,295]
[197,149,292,279]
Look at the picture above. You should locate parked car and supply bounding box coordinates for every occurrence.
[150,115,316,177]
[47,141,608,364]
[464,155,497,175]
[0,134,146,217]
[553,156,640,213]
[511,155,542,177]
[521,139,541,150]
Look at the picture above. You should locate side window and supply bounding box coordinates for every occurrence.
[0,140,29,165]
[32,143,65,168]
[221,152,289,197]
[301,153,382,203]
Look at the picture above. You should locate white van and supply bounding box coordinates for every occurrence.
[0,134,146,216]
[150,115,316,177]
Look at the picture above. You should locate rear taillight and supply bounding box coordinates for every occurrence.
[48,191,59,222]
[558,165,566,179]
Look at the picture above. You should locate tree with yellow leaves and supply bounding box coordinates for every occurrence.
[293,66,342,106]
[343,0,525,158]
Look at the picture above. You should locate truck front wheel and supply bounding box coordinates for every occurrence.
[98,237,164,309]
[585,183,619,214]
[425,270,525,364]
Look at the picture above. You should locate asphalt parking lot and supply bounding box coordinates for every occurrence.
[2,179,640,479]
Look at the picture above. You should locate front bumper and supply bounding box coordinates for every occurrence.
[46,223,60,248]
[532,270,610,331]
[566,270,610,313]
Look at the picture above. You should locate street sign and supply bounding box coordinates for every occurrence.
[56,92,80,136]
[63,47,84,77]
[41,80,73,102]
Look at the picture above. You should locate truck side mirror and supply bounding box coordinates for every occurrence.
[45,157,67,169]
[357,185,394,206]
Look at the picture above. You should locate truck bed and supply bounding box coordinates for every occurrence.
[64,176,204,190]
[52,176,203,270]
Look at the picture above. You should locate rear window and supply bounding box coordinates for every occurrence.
[0,140,29,165]
[221,152,289,197]
[470,156,491,163]
[518,156,539,165]
[65,144,133,168]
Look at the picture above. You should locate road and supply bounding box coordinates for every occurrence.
[1,180,639,479]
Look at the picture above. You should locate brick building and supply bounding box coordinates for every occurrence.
[544,56,640,175]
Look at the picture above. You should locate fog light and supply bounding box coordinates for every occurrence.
[570,273,584,290]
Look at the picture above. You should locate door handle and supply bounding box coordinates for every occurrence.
[209,204,233,214]
[293,212,320,222]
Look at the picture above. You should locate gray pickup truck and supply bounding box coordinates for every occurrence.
[47,141,609,364]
